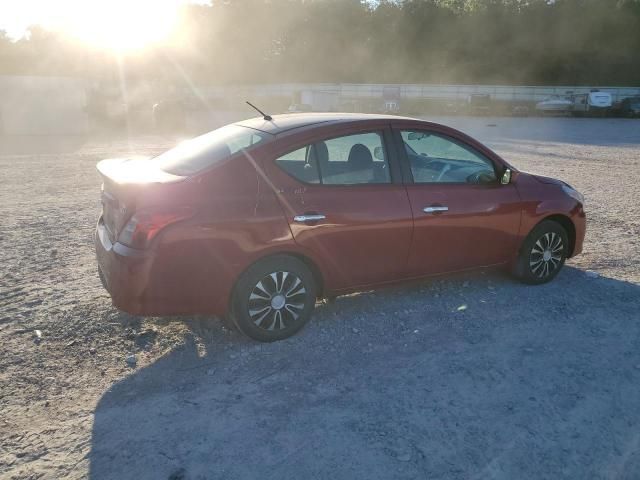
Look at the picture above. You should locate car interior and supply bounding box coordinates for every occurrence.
[275,139,390,185]
[275,131,497,186]
[404,144,497,184]
[402,132,498,185]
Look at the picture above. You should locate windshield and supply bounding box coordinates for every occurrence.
[154,125,269,176]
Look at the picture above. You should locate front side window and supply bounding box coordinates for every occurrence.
[154,125,268,176]
[401,130,497,185]
[275,132,391,185]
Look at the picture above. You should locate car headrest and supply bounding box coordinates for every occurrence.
[347,143,373,171]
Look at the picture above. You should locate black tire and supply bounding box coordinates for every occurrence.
[513,220,569,285]
[229,255,317,342]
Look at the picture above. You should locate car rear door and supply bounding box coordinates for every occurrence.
[393,125,522,276]
[264,123,413,291]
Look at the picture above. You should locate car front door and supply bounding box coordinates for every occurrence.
[394,127,522,276]
[265,125,413,290]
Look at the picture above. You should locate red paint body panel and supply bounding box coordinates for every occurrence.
[262,121,414,290]
[389,120,524,274]
[273,182,413,289]
[97,152,302,316]
[94,114,586,317]
[404,183,522,274]
[512,172,586,257]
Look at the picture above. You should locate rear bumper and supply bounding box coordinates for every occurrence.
[96,217,230,317]
[95,218,155,315]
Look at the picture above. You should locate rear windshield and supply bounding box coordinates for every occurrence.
[154,125,269,176]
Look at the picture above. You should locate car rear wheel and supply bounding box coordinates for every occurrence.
[513,220,569,285]
[229,255,317,342]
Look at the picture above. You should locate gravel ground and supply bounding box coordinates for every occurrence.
[1,116,639,480]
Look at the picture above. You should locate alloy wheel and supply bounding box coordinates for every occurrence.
[529,232,564,278]
[248,271,307,331]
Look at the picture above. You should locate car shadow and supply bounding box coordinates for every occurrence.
[88,266,640,479]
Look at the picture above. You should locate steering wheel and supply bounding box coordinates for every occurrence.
[435,164,451,182]
[466,170,496,185]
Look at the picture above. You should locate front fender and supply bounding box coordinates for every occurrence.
[514,174,586,258]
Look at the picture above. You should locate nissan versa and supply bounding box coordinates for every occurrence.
[95,112,586,341]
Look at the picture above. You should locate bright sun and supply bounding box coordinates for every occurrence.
[69,0,180,52]
[4,0,183,52]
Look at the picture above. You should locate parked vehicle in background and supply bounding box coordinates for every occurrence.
[382,86,401,114]
[535,95,573,114]
[612,96,640,117]
[467,94,491,115]
[287,103,313,113]
[299,90,340,112]
[95,113,586,342]
[511,104,530,117]
[382,100,400,114]
[443,101,462,115]
[570,90,612,116]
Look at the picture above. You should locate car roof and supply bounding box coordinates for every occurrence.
[235,112,418,135]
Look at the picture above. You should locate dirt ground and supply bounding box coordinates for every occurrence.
[1,116,639,480]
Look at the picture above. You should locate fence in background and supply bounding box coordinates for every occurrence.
[2,76,639,136]
[203,83,640,103]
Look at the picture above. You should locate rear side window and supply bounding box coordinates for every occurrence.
[274,146,321,184]
[275,132,390,185]
[155,125,268,176]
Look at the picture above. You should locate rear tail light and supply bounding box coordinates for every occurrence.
[118,206,194,249]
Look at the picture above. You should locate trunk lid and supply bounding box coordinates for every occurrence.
[97,158,187,242]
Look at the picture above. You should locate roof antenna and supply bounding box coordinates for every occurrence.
[246,101,272,121]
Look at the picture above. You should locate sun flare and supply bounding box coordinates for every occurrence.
[5,0,183,52]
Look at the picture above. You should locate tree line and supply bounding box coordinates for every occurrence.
[1,0,639,86]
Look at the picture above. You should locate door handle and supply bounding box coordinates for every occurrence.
[293,214,326,223]
[423,206,449,213]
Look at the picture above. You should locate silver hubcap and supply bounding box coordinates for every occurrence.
[248,271,307,331]
[271,294,286,310]
[530,232,564,278]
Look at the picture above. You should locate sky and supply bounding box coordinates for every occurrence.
[0,0,211,48]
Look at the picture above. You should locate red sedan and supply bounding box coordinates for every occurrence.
[95,113,586,341]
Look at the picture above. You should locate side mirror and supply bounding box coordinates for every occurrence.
[501,168,512,185]
[373,146,385,161]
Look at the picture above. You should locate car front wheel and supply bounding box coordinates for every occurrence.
[513,220,569,285]
[229,255,317,342]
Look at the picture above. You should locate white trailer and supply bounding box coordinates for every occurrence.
[570,90,613,115]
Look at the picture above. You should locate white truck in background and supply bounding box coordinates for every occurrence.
[570,90,613,115]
